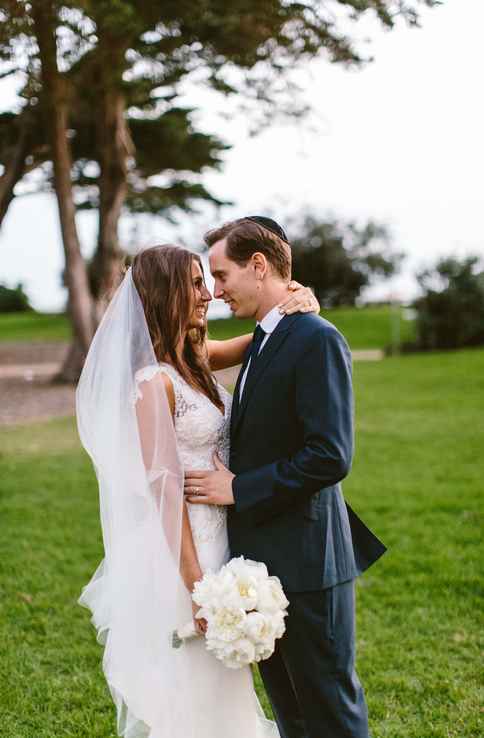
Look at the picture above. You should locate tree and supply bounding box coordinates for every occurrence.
[0,282,32,311]
[414,256,484,350]
[0,0,439,379]
[35,1,96,375]
[0,0,230,378]
[290,214,403,306]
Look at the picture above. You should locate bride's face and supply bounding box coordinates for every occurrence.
[187,259,212,329]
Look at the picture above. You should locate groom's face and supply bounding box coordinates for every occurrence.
[209,239,260,319]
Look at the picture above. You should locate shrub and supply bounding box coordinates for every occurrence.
[291,214,403,307]
[414,256,484,350]
[0,282,32,313]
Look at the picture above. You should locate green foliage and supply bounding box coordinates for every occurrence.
[320,305,416,350]
[0,282,32,312]
[414,256,484,350]
[72,106,230,214]
[208,306,416,350]
[1,347,482,737]
[0,311,71,341]
[1,1,441,219]
[347,348,483,737]
[0,0,442,373]
[0,305,415,349]
[291,215,403,307]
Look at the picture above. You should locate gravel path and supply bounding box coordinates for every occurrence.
[0,342,240,427]
[0,342,381,426]
[0,341,70,366]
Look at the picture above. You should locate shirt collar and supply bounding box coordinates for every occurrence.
[258,304,284,335]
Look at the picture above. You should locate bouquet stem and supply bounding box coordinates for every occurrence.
[172,621,199,649]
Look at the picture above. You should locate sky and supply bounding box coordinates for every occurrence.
[1,0,483,317]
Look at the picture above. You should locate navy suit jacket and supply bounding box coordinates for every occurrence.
[228,312,386,593]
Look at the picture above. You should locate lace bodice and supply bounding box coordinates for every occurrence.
[135,362,232,552]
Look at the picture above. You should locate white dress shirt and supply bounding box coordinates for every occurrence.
[238,305,285,400]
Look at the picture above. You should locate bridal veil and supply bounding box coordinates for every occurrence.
[76,268,195,737]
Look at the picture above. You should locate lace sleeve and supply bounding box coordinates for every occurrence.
[158,363,197,419]
[133,364,161,403]
[133,365,179,486]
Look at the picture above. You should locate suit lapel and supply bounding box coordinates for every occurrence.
[230,342,252,436]
[232,313,299,438]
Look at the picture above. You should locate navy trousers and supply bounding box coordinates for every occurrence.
[258,581,369,738]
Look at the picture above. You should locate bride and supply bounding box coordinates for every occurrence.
[76,244,319,738]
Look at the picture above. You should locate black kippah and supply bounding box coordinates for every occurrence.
[245,215,290,244]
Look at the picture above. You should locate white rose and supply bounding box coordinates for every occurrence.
[193,568,236,610]
[207,607,247,642]
[231,573,259,611]
[207,641,243,669]
[244,611,272,642]
[227,556,268,581]
[216,570,238,607]
[192,571,218,607]
[207,639,232,658]
[254,640,276,662]
[257,577,289,614]
[271,610,287,640]
[232,637,256,666]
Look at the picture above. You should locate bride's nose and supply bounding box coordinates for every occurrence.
[202,285,212,302]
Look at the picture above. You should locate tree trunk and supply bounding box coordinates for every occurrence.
[53,334,87,385]
[90,80,134,324]
[32,2,94,382]
[0,110,32,227]
[0,105,50,228]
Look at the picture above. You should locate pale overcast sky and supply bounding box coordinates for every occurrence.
[1,0,482,315]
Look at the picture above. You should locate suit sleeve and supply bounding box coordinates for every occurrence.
[232,327,354,521]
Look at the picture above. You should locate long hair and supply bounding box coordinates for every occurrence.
[132,244,223,411]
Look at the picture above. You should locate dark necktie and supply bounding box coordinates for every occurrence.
[249,324,266,366]
[239,325,266,403]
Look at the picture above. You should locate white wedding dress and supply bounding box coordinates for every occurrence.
[147,362,279,738]
[77,266,279,738]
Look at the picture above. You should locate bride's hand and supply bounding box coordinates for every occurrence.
[278,281,320,315]
[192,600,208,635]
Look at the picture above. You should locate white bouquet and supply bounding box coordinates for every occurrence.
[173,557,289,669]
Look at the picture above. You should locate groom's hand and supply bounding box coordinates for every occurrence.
[184,453,235,506]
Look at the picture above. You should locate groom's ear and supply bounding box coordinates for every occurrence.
[251,252,269,280]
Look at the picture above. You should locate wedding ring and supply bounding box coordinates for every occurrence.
[194,486,200,495]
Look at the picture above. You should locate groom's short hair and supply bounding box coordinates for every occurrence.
[204,218,292,281]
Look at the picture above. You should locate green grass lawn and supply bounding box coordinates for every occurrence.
[0,312,71,342]
[0,305,415,350]
[1,349,482,737]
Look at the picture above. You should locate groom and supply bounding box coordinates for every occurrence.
[185,216,386,738]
